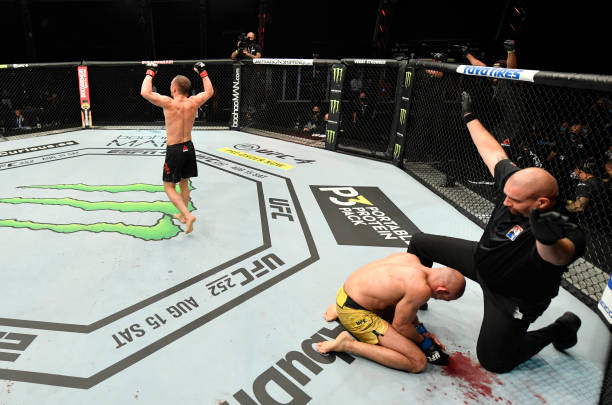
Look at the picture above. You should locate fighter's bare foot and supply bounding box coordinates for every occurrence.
[316,331,353,354]
[173,213,187,224]
[185,215,196,234]
[324,304,338,321]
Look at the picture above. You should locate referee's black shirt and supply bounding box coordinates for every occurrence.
[475,160,586,303]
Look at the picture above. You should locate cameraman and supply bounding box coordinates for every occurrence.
[231,32,262,60]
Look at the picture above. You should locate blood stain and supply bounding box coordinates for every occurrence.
[533,393,547,403]
[442,352,504,403]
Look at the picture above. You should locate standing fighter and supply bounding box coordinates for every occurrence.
[317,252,465,373]
[140,62,214,234]
[406,91,586,373]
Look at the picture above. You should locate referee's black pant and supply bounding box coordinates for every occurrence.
[408,232,562,373]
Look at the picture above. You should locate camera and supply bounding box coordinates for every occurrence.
[237,33,252,50]
[431,52,448,63]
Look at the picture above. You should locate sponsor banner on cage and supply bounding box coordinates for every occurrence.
[353,59,387,65]
[77,66,90,103]
[140,60,174,65]
[231,64,241,129]
[598,275,612,325]
[0,64,29,69]
[311,186,420,247]
[456,65,539,82]
[77,66,92,127]
[253,58,313,66]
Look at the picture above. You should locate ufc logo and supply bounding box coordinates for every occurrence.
[0,332,37,362]
[427,351,440,362]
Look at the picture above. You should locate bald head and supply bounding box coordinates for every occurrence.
[508,168,558,200]
[503,168,559,217]
[429,267,466,301]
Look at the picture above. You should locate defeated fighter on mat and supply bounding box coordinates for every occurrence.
[140,62,214,233]
[317,252,465,373]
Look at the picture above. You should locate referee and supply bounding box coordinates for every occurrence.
[407,91,586,373]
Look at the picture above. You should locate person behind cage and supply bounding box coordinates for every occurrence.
[425,52,447,78]
[350,91,376,143]
[406,91,586,374]
[0,88,12,111]
[12,109,29,129]
[231,32,262,60]
[460,40,518,70]
[303,105,325,136]
[541,145,572,200]
[458,40,524,145]
[566,159,604,214]
[317,252,465,373]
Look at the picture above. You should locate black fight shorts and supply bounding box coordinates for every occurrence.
[163,140,198,183]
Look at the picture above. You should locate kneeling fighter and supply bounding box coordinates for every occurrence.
[317,252,465,373]
[140,62,214,233]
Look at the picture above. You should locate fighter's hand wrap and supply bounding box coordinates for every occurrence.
[504,39,516,53]
[419,337,450,365]
[461,91,477,124]
[529,209,578,245]
[194,62,208,78]
[145,63,158,78]
[416,323,428,334]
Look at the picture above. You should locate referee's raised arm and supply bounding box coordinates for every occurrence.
[460,91,509,177]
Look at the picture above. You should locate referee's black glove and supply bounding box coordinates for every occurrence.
[529,209,577,245]
[461,91,477,124]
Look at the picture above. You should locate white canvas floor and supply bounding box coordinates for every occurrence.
[0,129,608,405]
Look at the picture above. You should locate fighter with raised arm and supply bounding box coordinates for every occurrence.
[140,62,214,234]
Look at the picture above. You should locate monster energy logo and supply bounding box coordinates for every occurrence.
[393,144,401,160]
[0,183,195,241]
[405,71,412,88]
[400,108,407,125]
[326,129,336,144]
[330,99,340,114]
[333,67,343,83]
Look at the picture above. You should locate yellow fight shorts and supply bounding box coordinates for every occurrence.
[336,285,389,345]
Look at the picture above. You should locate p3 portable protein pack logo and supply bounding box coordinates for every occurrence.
[310,186,420,247]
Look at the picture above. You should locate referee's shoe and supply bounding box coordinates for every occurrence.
[552,312,582,351]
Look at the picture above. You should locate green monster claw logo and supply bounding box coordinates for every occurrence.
[405,71,412,88]
[330,100,340,114]
[326,129,336,144]
[333,67,343,83]
[393,144,401,160]
[0,183,195,241]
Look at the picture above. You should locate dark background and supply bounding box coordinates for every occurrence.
[0,0,608,74]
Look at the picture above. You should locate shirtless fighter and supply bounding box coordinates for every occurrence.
[317,252,465,373]
[140,62,214,233]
